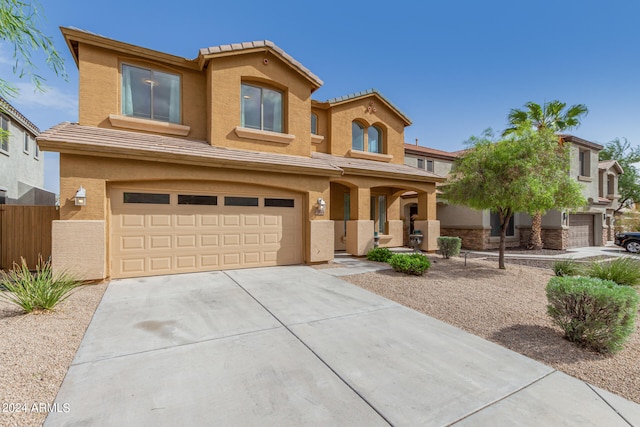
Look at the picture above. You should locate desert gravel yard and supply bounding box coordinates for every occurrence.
[343,256,640,405]
[0,282,107,427]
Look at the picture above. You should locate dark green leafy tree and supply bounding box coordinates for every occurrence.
[503,100,588,249]
[0,0,66,98]
[443,127,584,269]
[599,138,640,214]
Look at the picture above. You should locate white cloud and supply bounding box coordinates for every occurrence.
[12,81,78,116]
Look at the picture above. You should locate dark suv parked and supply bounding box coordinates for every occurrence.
[614,232,640,253]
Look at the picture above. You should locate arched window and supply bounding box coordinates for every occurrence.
[352,121,364,151]
[311,113,318,134]
[368,126,382,153]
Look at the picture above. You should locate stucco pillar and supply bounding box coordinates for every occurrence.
[387,194,401,220]
[346,220,374,256]
[414,219,440,252]
[381,220,404,247]
[350,187,370,220]
[308,220,335,262]
[417,190,437,221]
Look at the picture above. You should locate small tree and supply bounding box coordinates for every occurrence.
[503,100,588,249]
[444,128,585,269]
[599,138,640,215]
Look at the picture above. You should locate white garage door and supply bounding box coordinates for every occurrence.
[568,214,594,248]
[110,188,302,278]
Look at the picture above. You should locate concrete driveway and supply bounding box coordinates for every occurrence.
[46,265,640,426]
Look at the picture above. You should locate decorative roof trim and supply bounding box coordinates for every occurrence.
[0,96,40,135]
[324,88,412,126]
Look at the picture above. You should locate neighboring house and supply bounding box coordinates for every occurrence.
[37,28,442,280]
[403,135,623,250]
[0,97,55,205]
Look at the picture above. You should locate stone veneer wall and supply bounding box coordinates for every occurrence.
[438,228,519,250]
[518,227,569,250]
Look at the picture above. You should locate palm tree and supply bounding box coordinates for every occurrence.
[503,100,588,250]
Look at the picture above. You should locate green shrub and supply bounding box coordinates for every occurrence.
[366,247,394,263]
[437,236,461,259]
[587,257,640,287]
[552,258,583,277]
[0,258,80,313]
[546,276,638,353]
[388,253,431,276]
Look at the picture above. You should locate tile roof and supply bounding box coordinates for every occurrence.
[599,159,624,174]
[559,134,604,150]
[311,152,445,181]
[324,89,412,126]
[37,123,341,176]
[403,143,459,160]
[199,40,323,88]
[0,96,40,135]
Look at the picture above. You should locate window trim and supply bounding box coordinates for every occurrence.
[367,125,383,154]
[121,63,182,124]
[34,141,40,160]
[0,115,9,155]
[311,112,318,135]
[426,159,434,172]
[240,82,285,133]
[23,132,29,154]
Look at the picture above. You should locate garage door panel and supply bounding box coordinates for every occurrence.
[568,214,594,248]
[111,189,302,278]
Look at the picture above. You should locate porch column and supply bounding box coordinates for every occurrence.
[346,186,374,256]
[384,194,403,247]
[414,188,439,252]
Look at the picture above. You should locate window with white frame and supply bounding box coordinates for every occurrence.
[352,121,384,153]
[23,132,29,154]
[241,83,283,133]
[417,158,424,169]
[34,140,40,159]
[121,64,181,123]
[0,115,8,153]
[426,159,434,172]
[311,113,318,134]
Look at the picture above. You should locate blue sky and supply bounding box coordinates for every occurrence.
[3,0,640,194]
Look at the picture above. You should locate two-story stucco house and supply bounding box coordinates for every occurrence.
[37,28,442,280]
[0,97,55,205]
[403,135,622,250]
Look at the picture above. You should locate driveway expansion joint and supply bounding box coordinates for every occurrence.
[586,383,635,427]
[224,271,393,426]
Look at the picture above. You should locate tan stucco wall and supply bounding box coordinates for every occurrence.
[77,44,207,140]
[327,96,406,164]
[311,107,329,153]
[207,52,314,157]
[346,220,374,256]
[52,220,105,280]
[414,220,440,252]
[308,220,335,262]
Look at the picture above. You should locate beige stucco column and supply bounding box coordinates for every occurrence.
[415,188,439,252]
[383,194,403,246]
[307,190,334,263]
[346,186,374,255]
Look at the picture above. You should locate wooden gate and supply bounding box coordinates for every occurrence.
[0,205,59,270]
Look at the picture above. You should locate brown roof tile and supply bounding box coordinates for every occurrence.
[37,123,341,176]
[403,143,459,160]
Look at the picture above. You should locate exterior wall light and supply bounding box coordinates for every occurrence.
[315,197,326,216]
[74,186,87,206]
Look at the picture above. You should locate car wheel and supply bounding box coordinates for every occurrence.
[625,241,640,253]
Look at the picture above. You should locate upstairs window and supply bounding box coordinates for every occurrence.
[241,83,283,133]
[0,115,8,153]
[352,122,365,151]
[607,175,615,195]
[368,126,382,154]
[23,132,29,154]
[417,158,424,169]
[34,142,40,159]
[122,64,181,123]
[578,149,590,177]
[311,113,318,134]
[426,160,434,172]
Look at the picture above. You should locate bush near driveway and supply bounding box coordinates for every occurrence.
[389,253,431,276]
[552,258,584,277]
[437,236,462,259]
[366,247,394,263]
[0,258,80,313]
[546,276,638,354]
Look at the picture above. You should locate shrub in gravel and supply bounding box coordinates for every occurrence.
[0,258,80,313]
[388,253,431,276]
[366,247,394,263]
[586,257,640,287]
[552,259,583,277]
[546,276,638,353]
[437,236,461,259]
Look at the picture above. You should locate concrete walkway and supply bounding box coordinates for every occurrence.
[46,265,640,426]
[468,243,629,260]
